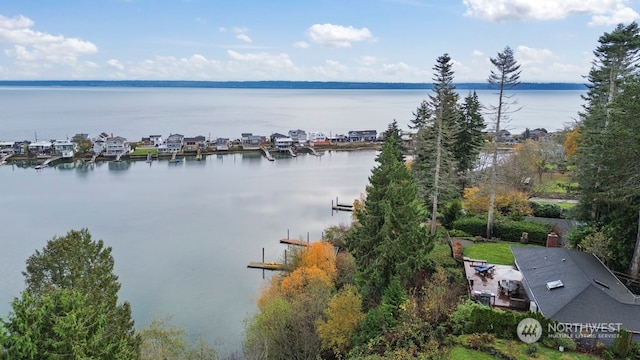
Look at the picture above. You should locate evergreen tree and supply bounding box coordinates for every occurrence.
[486,46,521,239]
[575,22,640,222]
[1,229,139,358]
[346,133,433,302]
[454,91,486,191]
[412,54,460,235]
[573,22,640,276]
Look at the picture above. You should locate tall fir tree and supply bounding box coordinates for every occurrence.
[412,53,460,235]
[346,133,433,302]
[486,46,521,239]
[454,91,486,191]
[573,22,640,276]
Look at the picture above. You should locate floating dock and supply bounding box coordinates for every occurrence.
[247,262,284,271]
[332,197,354,212]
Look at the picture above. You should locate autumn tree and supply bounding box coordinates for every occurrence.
[346,133,433,301]
[1,229,139,358]
[245,241,337,360]
[317,285,364,355]
[486,46,521,239]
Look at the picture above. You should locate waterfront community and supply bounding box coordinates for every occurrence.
[0,128,383,166]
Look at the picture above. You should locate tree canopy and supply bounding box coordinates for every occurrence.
[1,228,139,359]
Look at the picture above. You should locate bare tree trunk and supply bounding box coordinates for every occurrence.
[629,209,640,278]
[487,87,504,239]
[431,109,442,236]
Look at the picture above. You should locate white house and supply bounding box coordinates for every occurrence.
[53,139,76,158]
[105,136,130,157]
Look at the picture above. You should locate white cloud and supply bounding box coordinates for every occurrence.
[356,55,377,66]
[107,59,124,70]
[589,5,640,26]
[294,41,310,49]
[232,27,248,34]
[515,45,554,65]
[0,14,97,66]
[462,0,639,25]
[236,33,252,43]
[472,50,484,57]
[307,23,373,48]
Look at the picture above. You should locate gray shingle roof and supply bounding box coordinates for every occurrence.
[512,247,640,332]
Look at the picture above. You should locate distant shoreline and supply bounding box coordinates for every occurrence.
[0,80,587,91]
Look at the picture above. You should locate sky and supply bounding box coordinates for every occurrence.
[0,0,639,83]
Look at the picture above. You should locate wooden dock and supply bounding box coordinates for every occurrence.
[260,146,274,161]
[332,197,354,212]
[280,238,310,247]
[247,262,284,271]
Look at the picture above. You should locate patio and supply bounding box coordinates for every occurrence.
[463,257,528,309]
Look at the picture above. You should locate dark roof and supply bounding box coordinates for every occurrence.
[512,247,640,332]
[271,132,288,139]
[349,130,377,136]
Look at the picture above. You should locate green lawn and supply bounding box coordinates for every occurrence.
[462,242,541,265]
[453,337,600,360]
[449,347,496,359]
[131,147,158,156]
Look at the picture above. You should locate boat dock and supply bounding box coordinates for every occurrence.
[287,148,297,157]
[0,153,12,164]
[247,261,284,271]
[260,146,274,161]
[332,197,354,212]
[299,146,322,156]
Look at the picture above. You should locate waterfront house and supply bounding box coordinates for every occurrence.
[149,135,164,146]
[53,139,76,158]
[348,130,378,142]
[241,133,263,150]
[274,137,294,150]
[308,132,327,143]
[288,129,307,144]
[512,247,640,343]
[183,137,200,152]
[328,134,349,143]
[270,133,288,144]
[0,141,15,155]
[215,138,230,151]
[28,140,53,155]
[165,133,184,153]
[105,136,130,157]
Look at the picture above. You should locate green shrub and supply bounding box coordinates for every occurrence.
[451,216,552,243]
[565,225,592,249]
[529,202,564,218]
[494,219,551,243]
[442,199,463,229]
[525,343,538,355]
[613,328,632,357]
[451,216,487,238]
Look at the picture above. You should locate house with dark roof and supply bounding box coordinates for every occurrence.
[348,130,377,142]
[512,247,640,342]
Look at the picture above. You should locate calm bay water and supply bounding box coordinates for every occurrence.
[0,87,584,356]
[0,87,584,142]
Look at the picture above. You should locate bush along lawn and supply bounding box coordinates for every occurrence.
[462,241,541,265]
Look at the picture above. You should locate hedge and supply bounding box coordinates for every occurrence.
[452,216,552,244]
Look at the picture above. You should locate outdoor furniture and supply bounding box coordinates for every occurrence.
[474,264,495,276]
[499,280,520,296]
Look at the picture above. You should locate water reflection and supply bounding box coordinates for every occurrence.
[108,160,132,171]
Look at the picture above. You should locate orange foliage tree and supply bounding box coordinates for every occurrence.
[279,266,333,300]
[564,127,580,158]
[299,242,337,280]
